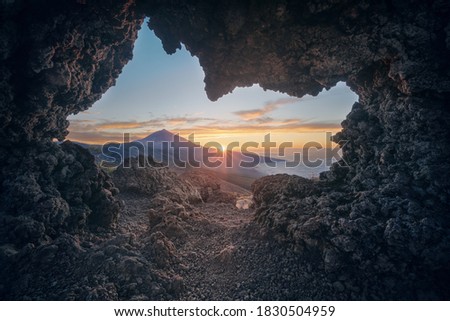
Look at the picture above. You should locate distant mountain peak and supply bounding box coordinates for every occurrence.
[136,129,195,145]
[140,129,173,140]
[152,128,175,135]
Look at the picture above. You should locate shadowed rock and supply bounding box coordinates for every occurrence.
[112,156,203,204]
[0,0,449,299]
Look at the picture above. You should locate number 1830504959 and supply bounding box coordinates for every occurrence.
[256,305,335,317]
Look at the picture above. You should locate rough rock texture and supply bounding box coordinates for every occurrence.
[0,0,142,243]
[0,155,222,301]
[180,170,221,202]
[0,0,145,299]
[112,156,203,204]
[141,0,450,299]
[0,231,181,300]
[180,170,237,204]
[0,0,449,299]
[0,141,121,246]
[113,156,204,246]
[0,0,142,143]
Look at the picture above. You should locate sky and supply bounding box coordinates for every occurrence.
[67,20,358,149]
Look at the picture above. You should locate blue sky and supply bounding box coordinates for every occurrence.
[68,20,358,147]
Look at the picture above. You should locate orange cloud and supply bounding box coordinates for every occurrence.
[172,122,342,135]
[69,116,214,132]
[96,120,163,130]
[233,97,300,120]
[67,115,342,145]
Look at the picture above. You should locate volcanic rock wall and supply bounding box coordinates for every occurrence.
[0,0,141,244]
[0,0,144,298]
[0,0,449,299]
[142,0,450,299]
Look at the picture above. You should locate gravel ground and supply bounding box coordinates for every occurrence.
[120,192,341,300]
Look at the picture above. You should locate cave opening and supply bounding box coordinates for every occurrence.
[66,20,358,185]
[1,0,448,301]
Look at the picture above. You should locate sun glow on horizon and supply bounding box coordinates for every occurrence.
[66,19,357,150]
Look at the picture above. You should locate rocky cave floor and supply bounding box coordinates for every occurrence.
[118,191,342,301]
[0,159,342,300]
[2,155,447,300]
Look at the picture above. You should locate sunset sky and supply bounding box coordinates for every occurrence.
[67,20,358,149]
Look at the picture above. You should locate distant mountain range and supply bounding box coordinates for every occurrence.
[70,129,332,188]
[70,130,261,188]
[135,129,199,149]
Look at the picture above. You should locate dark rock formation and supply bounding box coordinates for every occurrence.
[0,0,449,299]
[112,156,203,204]
[0,232,181,300]
[0,141,121,247]
[0,0,142,143]
[180,170,237,204]
[0,0,141,243]
[113,157,203,252]
[143,0,450,298]
[0,0,145,299]
[180,170,221,202]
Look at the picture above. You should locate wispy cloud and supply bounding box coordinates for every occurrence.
[69,116,214,131]
[66,131,131,144]
[233,97,300,120]
[172,121,342,135]
[165,117,214,126]
[67,111,342,145]
[96,120,165,130]
[67,116,218,144]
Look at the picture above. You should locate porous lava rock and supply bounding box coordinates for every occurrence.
[0,0,449,299]
[141,0,450,299]
[112,156,203,204]
[180,170,237,204]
